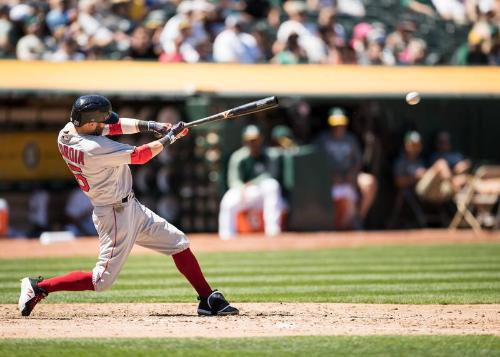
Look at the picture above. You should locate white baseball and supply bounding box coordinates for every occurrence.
[406,92,421,105]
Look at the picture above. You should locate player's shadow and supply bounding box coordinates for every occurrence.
[150,313,293,317]
[149,313,201,317]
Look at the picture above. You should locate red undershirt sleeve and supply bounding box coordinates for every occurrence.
[107,123,123,136]
[130,144,153,164]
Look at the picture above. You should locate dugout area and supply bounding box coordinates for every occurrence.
[1,63,500,234]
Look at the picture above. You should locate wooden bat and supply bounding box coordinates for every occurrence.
[163,96,279,144]
[185,96,279,128]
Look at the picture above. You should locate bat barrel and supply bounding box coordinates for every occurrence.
[185,96,279,128]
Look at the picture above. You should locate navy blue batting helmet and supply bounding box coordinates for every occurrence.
[70,94,119,127]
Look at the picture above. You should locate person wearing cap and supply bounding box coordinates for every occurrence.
[218,125,284,240]
[394,131,454,203]
[394,131,427,192]
[317,107,377,230]
[271,125,296,150]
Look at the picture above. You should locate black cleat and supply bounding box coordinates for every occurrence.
[18,277,48,316]
[197,290,239,316]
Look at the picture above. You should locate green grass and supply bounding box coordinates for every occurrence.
[1,336,499,357]
[1,243,499,304]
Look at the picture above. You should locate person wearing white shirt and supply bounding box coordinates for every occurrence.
[213,16,261,63]
[275,1,326,63]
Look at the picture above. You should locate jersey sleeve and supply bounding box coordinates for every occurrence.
[227,150,246,189]
[102,118,140,136]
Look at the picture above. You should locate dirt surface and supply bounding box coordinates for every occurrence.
[1,229,500,259]
[1,303,499,338]
[2,230,499,339]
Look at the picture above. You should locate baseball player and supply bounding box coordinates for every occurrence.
[18,94,238,317]
[218,125,284,239]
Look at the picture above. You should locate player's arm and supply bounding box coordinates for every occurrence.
[103,117,172,137]
[130,122,188,164]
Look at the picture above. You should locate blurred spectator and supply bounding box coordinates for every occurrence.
[431,0,467,24]
[16,16,46,60]
[271,125,297,150]
[0,0,497,65]
[50,36,85,61]
[394,131,454,203]
[77,0,114,50]
[316,108,377,230]
[159,19,191,62]
[218,125,284,239]
[0,5,13,57]
[353,22,395,65]
[125,26,157,60]
[213,15,261,63]
[336,0,366,17]
[429,131,471,192]
[275,1,326,63]
[46,0,75,34]
[386,20,429,65]
[272,32,308,64]
[65,187,97,237]
[399,38,427,65]
[317,7,346,45]
[159,0,212,63]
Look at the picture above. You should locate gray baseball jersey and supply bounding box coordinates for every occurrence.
[58,122,135,206]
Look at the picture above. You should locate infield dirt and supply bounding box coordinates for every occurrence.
[1,303,499,338]
[1,230,500,338]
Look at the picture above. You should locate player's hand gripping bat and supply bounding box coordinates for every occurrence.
[163,96,279,144]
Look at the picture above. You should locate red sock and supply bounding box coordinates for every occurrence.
[38,271,94,293]
[172,248,212,298]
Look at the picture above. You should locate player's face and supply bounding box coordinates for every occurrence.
[405,141,422,157]
[245,136,263,156]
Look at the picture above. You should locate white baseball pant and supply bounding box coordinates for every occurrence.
[218,177,283,240]
[91,195,189,291]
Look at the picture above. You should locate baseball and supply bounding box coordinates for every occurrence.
[406,92,421,105]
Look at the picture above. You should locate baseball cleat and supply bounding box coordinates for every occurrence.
[197,290,239,316]
[18,277,48,316]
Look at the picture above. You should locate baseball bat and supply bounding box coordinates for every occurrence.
[185,96,279,128]
[163,96,279,144]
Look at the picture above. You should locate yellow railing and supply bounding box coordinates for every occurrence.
[1,61,500,96]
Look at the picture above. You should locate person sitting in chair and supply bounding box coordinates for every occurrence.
[395,131,454,203]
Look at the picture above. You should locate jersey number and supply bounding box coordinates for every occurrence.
[67,163,90,192]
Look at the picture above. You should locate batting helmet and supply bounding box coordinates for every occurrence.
[70,95,119,127]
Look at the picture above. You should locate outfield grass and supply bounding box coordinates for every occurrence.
[0,243,499,304]
[0,336,499,357]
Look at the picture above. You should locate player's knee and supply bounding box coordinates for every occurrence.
[220,189,240,210]
[92,268,116,292]
[93,278,113,292]
[261,178,280,194]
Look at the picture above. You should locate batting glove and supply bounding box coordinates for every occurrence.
[159,121,189,146]
[148,121,172,138]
